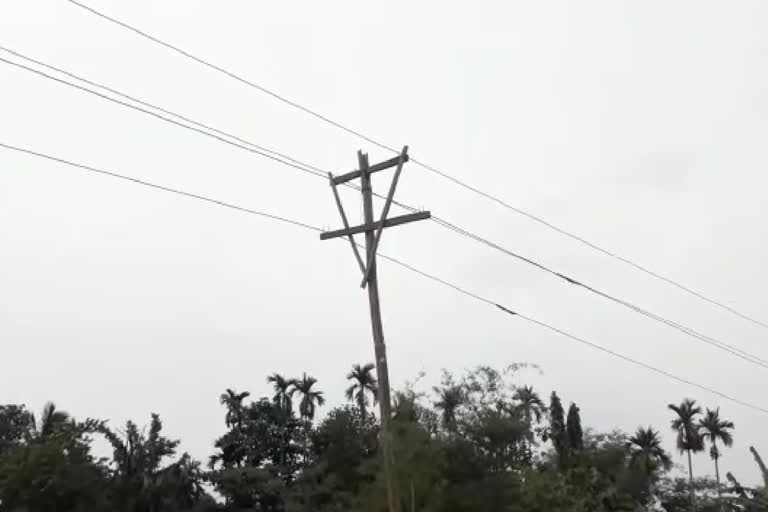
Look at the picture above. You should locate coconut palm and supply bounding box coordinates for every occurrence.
[345,363,378,418]
[267,373,295,414]
[292,373,325,422]
[31,402,71,439]
[219,389,251,428]
[669,399,704,505]
[434,385,464,433]
[627,426,672,476]
[699,407,735,505]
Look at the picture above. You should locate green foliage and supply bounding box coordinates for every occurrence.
[627,426,672,477]
[0,364,754,512]
[0,431,110,511]
[513,384,545,424]
[567,402,584,452]
[220,389,251,429]
[100,413,206,511]
[292,373,325,421]
[0,403,111,512]
[210,398,303,477]
[267,373,295,414]
[432,384,463,433]
[548,391,569,465]
[669,398,705,455]
[700,407,735,461]
[0,404,33,455]
[345,363,378,419]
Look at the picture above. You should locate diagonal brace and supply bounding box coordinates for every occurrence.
[328,172,366,275]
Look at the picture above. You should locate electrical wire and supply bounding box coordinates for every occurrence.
[0,57,327,181]
[0,142,321,233]
[0,45,325,178]
[63,0,768,331]
[3,139,766,415]
[428,213,768,369]
[3,49,766,372]
[0,47,372,198]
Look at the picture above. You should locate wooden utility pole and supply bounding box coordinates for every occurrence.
[320,147,429,512]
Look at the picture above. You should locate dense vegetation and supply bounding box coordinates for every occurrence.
[1,364,765,511]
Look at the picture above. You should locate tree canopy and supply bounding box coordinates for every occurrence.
[1,364,764,512]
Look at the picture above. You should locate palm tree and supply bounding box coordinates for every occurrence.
[628,426,672,476]
[291,373,325,471]
[513,385,545,426]
[32,402,71,439]
[267,373,296,414]
[669,399,704,506]
[219,389,251,428]
[268,373,297,477]
[699,408,735,506]
[433,385,464,433]
[512,385,544,460]
[292,373,326,422]
[345,363,378,418]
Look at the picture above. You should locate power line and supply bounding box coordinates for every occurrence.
[0,56,327,182]
[0,141,321,233]
[0,48,403,212]
[64,0,391,152]
[509,309,768,415]
[428,214,768,369]
[0,45,325,178]
[380,254,768,415]
[4,139,767,416]
[64,0,768,332]
[0,48,370,198]
[394,202,768,369]
[3,49,766,373]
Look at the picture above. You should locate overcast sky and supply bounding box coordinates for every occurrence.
[2,0,767,485]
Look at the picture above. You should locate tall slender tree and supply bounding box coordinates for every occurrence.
[292,373,326,423]
[668,398,704,506]
[566,403,583,452]
[433,385,464,434]
[699,407,734,507]
[292,373,325,473]
[548,392,568,464]
[345,363,378,419]
[219,389,251,428]
[267,373,296,414]
[268,373,297,478]
[513,386,545,426]
[511,386,544,460]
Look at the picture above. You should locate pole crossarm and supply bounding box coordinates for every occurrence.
[319,211,430,240]
[332,153,410,185]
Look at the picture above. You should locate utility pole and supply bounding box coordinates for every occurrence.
[320,147,430,512]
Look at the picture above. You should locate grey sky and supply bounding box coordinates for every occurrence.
[2,0,767,485]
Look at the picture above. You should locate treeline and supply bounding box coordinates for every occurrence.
[0,363,766,511]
